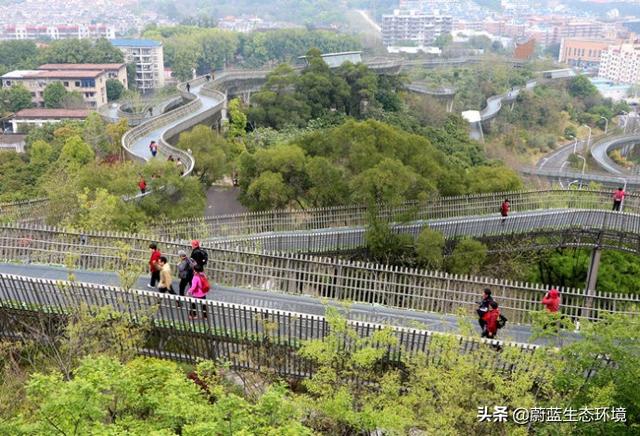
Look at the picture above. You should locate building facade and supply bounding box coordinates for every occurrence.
[38,63,127,88]
[382,9,453,47]
[110,38,164,92]
[599,44,640,84]
[558,38,618,67]
[528,21,605,46]
[1,24,115,40]
[1,69,109,108]
[10,109,90,132]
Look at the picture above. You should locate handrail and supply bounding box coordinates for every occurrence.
[0,273,542,375]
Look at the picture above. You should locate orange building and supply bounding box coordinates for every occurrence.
[514,38,536,60]
[558,37,623,67]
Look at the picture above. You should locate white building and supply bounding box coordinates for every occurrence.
[1,24,115,40]
[382,9,453,47]
[110,38,165,93]
[598,43,640,84]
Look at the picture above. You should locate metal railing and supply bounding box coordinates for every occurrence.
[151,189,640,240]
[0,273,540,376]
[1,224,638,325]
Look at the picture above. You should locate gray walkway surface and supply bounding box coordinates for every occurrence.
[206,186,247,216]
[127,83,222,160]
[0,263,575,347]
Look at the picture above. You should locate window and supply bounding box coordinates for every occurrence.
[63,81,69,87]
[80,79,95,88]
[75,81,81,87]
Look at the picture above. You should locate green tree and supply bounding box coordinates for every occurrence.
[568,75,599,99]
[447,238,488,275]
[106,79,125,101]
[58,135,95,166]
[177,124,228,185]
[43,81,68,108]
[415,227,445,270]
[245,171,294,210]
[28,139,54,166]
[0,85,33,114]
[227,97,247,139]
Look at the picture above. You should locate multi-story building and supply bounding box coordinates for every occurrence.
[558,38,620,67]
[382,9,453,47]
[38,63,127,88]
[528,21,606,46]
[110,38,164,93]
[0,24,115,40]
[1,69,108,108]
[599,43,640,84]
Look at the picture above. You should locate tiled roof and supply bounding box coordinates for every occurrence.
[14,109,90,119]
[38,63,126,71]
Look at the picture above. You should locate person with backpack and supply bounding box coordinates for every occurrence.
[612,187,625,211]
[482,301,501,339]
[188,264,210,320]
[476,288,494,330]
[148,243,161,288]
[541,288,561,313]
[177,250,193,297]
[190,240,208,269]
[158,256,175,294]
[500,199,510,223]
[149,140,158,157]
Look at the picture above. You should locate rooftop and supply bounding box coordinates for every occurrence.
[109,38,161,48]
[38,63,126,71]
[14,108,90,119]
[2,70,105,79]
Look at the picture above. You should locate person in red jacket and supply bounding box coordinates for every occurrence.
[148,243,161,288]
[612,187,625,211]
[138,176,146,194]
[500,199,510,223]
[482,301,501,339]
[541,288,560,313]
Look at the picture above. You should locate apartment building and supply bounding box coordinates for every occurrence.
[1,69,108,108]
[382,9,453,47]
[558,38,619,67]
[110,38,164,93]
[38,63,127,88]
[11,108,90,132]
[529,21,605,46]
[0,24,115,40]
[599,43,640,84]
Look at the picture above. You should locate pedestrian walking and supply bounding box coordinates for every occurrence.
[176,158,184,175]
[205,74,211,81]
[541,288,560,313]
[167,154,175,162]
[481,301,501,339]
[148,107,153,117]
[190,240,208,268]
[186,82,191,93]
[612,187,625,211]
[500,199,510,223]
[138,176,146,194]
[188,264,210,320]
[149,140,158,157]
[476,288,494,330]
[148,243,161,288]
[177,250,193,297]
[158,256,175,294]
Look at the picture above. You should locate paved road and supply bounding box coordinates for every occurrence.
[0,263,576,347]
[206,186,247,216]
[590,134,640,176]
[127,83,222,160]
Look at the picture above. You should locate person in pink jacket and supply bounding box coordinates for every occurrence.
[188,265,209,320]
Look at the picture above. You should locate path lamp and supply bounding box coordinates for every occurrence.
[581,124,592,153]
[600,116,609,134]
[575,154,587,189]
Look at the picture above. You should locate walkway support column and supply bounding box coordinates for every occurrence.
[583,245,602,320]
